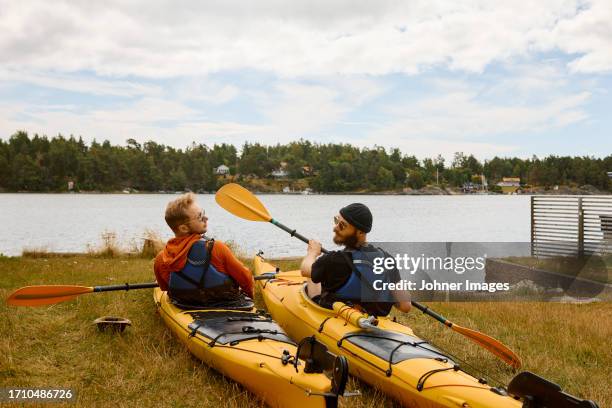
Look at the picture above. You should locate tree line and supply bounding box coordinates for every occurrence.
[0,131,610,192]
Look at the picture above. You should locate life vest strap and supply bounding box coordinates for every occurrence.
[198,239,214,287]
[352,259,374,267]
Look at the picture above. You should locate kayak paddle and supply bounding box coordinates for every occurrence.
[409,302,522,369]
[215,183,522,369]
[6,282,159,307]
[215,183,317,250]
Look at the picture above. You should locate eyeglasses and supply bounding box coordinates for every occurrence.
[195,210,206,221]
[187,210,206,224]
[333,215,348,231]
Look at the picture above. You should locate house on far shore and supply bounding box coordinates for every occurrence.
[271,168,289,178]
[214,164,230,175]
[497,177,521,194]
[461,174,488,193]
[271,162,289,179]
[461,182,479,193]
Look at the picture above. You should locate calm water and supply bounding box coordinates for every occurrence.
[0,194,530,257]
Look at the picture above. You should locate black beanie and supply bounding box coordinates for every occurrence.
[339,203,372,233]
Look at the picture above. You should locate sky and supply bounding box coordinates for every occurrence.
[1,0,611,161]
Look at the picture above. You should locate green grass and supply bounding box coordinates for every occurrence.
[1,256,609,407]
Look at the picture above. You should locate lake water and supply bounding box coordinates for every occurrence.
[0,194,530,257]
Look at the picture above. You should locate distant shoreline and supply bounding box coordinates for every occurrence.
[1,186,609,196]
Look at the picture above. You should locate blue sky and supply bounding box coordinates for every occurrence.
[1,1,611,160]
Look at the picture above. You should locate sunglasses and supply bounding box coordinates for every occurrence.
[333,215,348,231]
[196,210,206,221]
[187,209,206,223]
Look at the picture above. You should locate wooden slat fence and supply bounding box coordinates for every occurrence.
[531,196,612,257]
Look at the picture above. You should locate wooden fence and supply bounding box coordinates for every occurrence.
[531,196,612,257]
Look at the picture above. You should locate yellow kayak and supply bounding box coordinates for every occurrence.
[253,256,523,408]
[153,288,348,408]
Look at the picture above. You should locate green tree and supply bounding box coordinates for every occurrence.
[240,143,272,177]
[9,153,44,190]
[169,168,188,191]
[0,143,9,188]
[375,167,395,190]
[407,170,425,189]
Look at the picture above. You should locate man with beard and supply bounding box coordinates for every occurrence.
[300,203,411,316]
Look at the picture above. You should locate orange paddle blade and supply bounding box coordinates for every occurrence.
[6,285,94,307]
[215,183,272,222]
[452,324,522,369]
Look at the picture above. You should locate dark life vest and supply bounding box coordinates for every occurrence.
[333,244,398,316]
[168,239,240,305]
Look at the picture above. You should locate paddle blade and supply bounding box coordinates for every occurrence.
[6,285,94,307]
[215,183,272,222]
[452,324,522,369]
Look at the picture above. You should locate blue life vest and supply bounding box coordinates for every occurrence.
[334,244,397,316]
[168,239,240,305]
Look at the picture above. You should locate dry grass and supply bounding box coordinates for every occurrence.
[1,256,609,407]
[393,302,611,406]
[22,231,165,260]
[86,231,125,258]
[138,229,165,259]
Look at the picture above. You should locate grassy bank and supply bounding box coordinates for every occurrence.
[1,255,609,407]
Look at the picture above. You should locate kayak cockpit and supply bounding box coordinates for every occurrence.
[186,310,296,346]
[339,328,453,365]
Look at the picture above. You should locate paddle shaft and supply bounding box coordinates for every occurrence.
[93,282,158,292]
[410,301,453,326]
[270,219,329,254]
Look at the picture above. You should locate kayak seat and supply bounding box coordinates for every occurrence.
[340,328,454,365]
[170,295,254,311]
[187,310,296,346]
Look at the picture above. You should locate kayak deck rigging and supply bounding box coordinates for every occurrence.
[338,329,454,376]
[186,310,296,347]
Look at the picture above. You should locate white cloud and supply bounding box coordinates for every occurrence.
[1,1,610,77]
[483,63,570,99]
[0,99,263,147]
[361,68,592,159]
[0,63,595,159]
[549,0,612,73]
[260,82,346,135]
[245,77,385,141]
[0,68,160,97]
[377,89,590,139]
[0,76,386,148]
[173,78,240,105]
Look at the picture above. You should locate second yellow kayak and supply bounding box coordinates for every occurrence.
[253,255,523,408]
